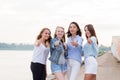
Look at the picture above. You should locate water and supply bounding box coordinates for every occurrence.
[0,50,51,80]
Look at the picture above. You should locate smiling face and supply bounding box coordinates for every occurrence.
[55,27,65,39]
[69,23,78,36]
[84,26,91,38]
[41,29,51,40]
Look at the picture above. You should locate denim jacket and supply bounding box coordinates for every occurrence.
[49,37,65,64]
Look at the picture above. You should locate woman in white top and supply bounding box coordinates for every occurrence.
[30,28,52,80]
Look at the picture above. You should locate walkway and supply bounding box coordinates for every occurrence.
[47,53,120,80]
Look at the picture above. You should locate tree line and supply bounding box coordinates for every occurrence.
[0,43,34,50]
[0,43,111,52]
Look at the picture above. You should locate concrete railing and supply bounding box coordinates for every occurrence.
[111,36,120,61]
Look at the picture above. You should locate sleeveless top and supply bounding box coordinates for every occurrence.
[32,43,50,65]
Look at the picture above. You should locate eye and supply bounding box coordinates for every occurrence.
[45,32,50,35]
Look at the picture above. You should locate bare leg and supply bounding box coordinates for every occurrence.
[63,71,67,80]
[54,72,65,80]
[84,74,96,80]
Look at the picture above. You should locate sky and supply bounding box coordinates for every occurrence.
[0,0,120,46]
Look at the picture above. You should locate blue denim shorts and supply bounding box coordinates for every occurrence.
[51,62,67,73]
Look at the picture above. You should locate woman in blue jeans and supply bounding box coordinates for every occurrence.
[49,26,67,80]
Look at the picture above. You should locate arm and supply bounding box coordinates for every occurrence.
[87,36,97,44]
[50,38,60,49]
[91,36,98,57]
[34,39,41,46]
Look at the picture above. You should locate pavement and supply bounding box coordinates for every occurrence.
[47,52,120,80]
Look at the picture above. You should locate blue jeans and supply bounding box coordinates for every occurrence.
[51,62,67,73]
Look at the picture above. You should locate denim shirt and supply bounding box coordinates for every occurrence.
[49,37,65,64]
[67,35,83,63]
[50,38,60,55]
[83,36,98,59]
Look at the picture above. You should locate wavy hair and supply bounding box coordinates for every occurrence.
[37,28,52,44]
[84,24,99,44]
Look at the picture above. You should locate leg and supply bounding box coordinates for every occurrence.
[41,64,46,80]
[91,74,96,80]
[54,72,65,80]
[51,63,67,80]
[84,74,96,80]
[67,59,72,80]
[31,63,41,80]
[63,71,67,80]
[31,62,46,80]
[67,59,81,80]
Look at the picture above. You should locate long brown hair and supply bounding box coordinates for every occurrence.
[37,28,52,44]
[54,26,66,42]
[84,24,99,44]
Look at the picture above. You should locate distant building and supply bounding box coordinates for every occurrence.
[111,36,120,61]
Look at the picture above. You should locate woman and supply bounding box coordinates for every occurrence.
[83,24,99,80]
[30,28,52,80]
[49,26,67,80]
[66,22,83,80]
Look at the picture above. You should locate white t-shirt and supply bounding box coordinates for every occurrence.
[32,43,49,65]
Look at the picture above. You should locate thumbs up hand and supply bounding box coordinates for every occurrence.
[71,37,78,47]
[87,37,92,44]
[54,40,60,47]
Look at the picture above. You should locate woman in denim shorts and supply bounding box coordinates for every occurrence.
[49,26,67,80]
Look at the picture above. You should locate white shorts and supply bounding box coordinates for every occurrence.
[85,56,97,74]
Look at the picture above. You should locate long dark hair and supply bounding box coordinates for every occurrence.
[67,22,82,37]
[84,24,98,44]
[37,28,52,44]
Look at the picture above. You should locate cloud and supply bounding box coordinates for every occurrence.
[0,0,120,45]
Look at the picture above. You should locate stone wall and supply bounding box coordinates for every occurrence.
[111,36,120,61]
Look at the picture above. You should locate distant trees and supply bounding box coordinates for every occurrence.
[0,42,111,52]
[98,44,111,56]
[0,43,34,50]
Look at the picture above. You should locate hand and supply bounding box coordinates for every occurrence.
[54,40,60,47]
[71,38,78,47]
[87,37,92,44]
[71,40,76,46]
